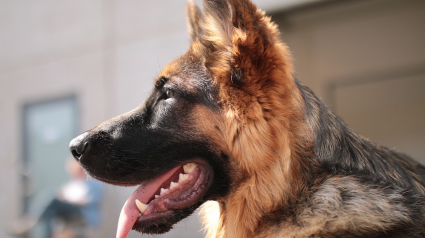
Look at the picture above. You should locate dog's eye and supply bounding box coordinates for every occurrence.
[165,89,174,99]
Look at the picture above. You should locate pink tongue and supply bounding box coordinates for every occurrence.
[116,166,181,238]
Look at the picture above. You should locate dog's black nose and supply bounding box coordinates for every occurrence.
[69,132,90,161]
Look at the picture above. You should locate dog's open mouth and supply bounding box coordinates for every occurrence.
[116,161,212,238]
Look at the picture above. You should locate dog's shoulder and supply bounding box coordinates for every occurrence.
[298,81,425,193]
[256,175,425,238]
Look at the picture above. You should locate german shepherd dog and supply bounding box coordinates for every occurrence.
[69,0,425,237]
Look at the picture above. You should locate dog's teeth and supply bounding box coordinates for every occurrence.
[179,173,189,183]
[170,181,178,190]
[135,199,148,213]
[138,213,141,217]
[155,195,159,198]
[183,163,197,174]
[160,188,169,195]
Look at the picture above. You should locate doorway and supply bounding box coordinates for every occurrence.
[22,96,78,237]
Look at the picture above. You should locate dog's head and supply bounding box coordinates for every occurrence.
[70,0,304,237]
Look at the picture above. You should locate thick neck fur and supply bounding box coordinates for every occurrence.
[196,1,320,236]
[201,80,425,238]
[200,75,320,238]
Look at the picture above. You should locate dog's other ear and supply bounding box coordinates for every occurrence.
[201,0,233,49]
[186,1,202,42]
[201,0,266,49]
[201,0,292,86]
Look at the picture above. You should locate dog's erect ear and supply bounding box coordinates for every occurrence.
[201,0,262,49]
[186,1,202,42]
[199,0,292,87]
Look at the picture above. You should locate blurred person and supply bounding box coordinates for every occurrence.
[9,158,103,238]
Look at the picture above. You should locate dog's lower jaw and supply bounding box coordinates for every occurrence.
[132,212,175,234]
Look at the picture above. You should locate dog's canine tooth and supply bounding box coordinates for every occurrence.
[155,195,159,199]
[183,163,197,174]
[179,173,189,182]
[160,188,169,195]
[135,199,148,213]
[170,181,178,190]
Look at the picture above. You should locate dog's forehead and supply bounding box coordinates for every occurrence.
[155,53,207,89]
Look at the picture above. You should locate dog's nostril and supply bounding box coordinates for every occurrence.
[71,148,82,160]
[69,133,90,161]
[70,141,89,161]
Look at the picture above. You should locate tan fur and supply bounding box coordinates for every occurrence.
[194,0,314,237]
[177,0,423,237]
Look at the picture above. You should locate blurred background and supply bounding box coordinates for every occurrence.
[1,0,424,237]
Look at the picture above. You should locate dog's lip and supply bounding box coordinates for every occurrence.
[116,159,213,238]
